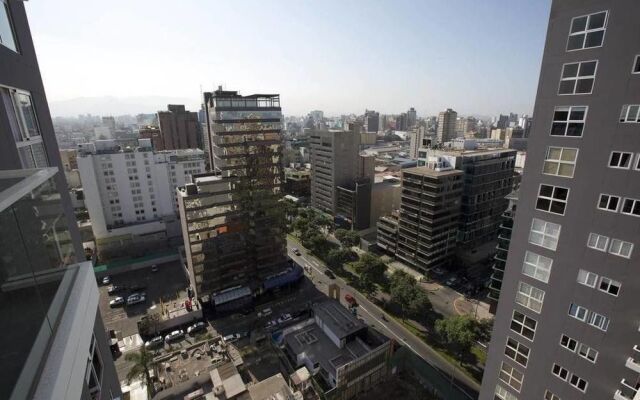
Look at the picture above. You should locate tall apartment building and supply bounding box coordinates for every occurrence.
[138,125,162,150]
[365,109,379,133]
[157,104,200,150]
[437,108,458,143]
[407,107,417,128]
[0,2,120,398]
[481,2,640,399]
[487,190,518,311]
[179,89,296,309]
[78,138,205,257]
[310,128,361,214]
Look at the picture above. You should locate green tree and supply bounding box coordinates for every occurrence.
[435,315,478,360]
[353,253,387,284]
[389,270,415,318]
[406,288,431,318]
[360,274,377,297]
[326,248,349,269]
[335,228,360,247]
[125,347,156,398]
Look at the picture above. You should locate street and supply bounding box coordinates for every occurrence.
[287,236,481,399]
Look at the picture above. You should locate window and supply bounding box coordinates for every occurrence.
[529,219,561,251]
[560,334,578,352]
[536,184,569,215]
[609,151,633,169]
[568,303,588,321]
[558,61,597,95]
[577,269,598,288]
[567,11,607,51]
[587,233,608,252]
[597,194,620,212]
[622,198,640,217]
[598,277,621,296]
[588,311,609,331]
[522,251,553,283]
[499,362,523,392]
[505,337,530,367]
[495,384,518,400]
[608,238,633,258]
[510,310,537,341]
[633,55,640,74]
[570,374,588,392]
[620,105,640,123]
[550,106,587,137]
[544,390,561,400]
[0,0,18,52]
[515,281,545,313]
[578,343,598,363]
[543,147,578,177]
[552,364,569,381]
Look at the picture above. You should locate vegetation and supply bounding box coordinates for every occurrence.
[435,315,480,361]
[389,270,431,319]
[352,253,387,285]
[334,228,360,247]
[125,347,156,398]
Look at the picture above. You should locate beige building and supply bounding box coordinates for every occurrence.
[436,108,458,143]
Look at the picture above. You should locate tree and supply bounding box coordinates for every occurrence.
[326,248,350,269]
[353,253,387,284]
[360,274,377,297]
[389,270,415,318]
[435,315,478,360]
[335,228,360,247]
[406,288,431,317]
[125,347,156,398]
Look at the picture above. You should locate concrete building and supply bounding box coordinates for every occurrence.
[157,104,200,150]
[102,116,116,132]
[309,128,361,214]
[407,107,417,128]
[370,175,402,228]
[138,125,162,150]
[409,125,436,159]
[179,89,300,309]
[77,139,205,258]
[437,108,458,143]
[365,109,379,133]
[481,2,640,399]
[283,167,311,197]
[282,300,392,400]
[336,177,371,230]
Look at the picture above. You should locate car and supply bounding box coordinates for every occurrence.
[107,285,124,295]
[145,336,163,349]
[151,264,158,272]
[277,313,292,324]
[223,333,242,343]
[257,307,273,318]
[101,276,111,285]
[109,296,125,307]
[126,292,146,305]
[445,277,459,287]
[292,247,301,256]
[187,321,206,334]
[265,320,278,329]
[165,330,185,343]
[324,270,336,279]
[129,283,146,291]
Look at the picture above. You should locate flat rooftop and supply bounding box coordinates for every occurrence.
[427,147,516,156]
[248,373,294,400]
[402,166,463,177]
[313,301,366,340]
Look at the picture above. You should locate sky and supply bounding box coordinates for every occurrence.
[26,0,551,118]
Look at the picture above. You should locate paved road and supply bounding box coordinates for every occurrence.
[287,237,481,399]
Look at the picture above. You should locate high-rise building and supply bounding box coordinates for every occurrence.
[407,107,417,128]
[77,139,205,257]
[396,112,408,131]
[101,115,116,132]
[138,125,163,150]
[487,190,518,311]
[0,2,120,398]
[437,108,458,143]
[495,114,509,129]
[310,128,361,214]
[481,2,640,399]
[179,89,297,309]
[365,109,380,133]
[157,104,200,150]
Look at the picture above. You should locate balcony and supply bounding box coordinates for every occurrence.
[626,346,640,374]
[614,379,640,400]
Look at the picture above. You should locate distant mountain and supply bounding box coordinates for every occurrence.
[48,95,200,117]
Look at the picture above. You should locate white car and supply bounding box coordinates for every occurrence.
[145,336,163,349]
[164,330,185,343]
[223,333,241,343]
[257,307,272,318]
[265,320,278,329]
[187,322,206,334]
[126,292,146,305]
[109,296,125,307]
[102,276,111,285]
[277,313,292,324]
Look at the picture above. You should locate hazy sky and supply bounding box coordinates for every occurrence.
[27,0,551,117]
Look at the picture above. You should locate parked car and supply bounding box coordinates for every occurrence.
[258,307,273,318]
[277,313,292,324]
[292,247,301,256]
[344,293,357,307]
[151,264,158,272]
[324,269,336,279]
[107,285,124,295]
[164,330,185,343]
[265,320,278,329]
[223,333,242,343]
[109,296,125,307]
[145,336,163,349]
[187,321,206,335]
[129,283,146,291]
[126,292,146,305]
[445,277,459,287]
[101,276,111,285]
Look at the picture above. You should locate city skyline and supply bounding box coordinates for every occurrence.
[27,0,550,117]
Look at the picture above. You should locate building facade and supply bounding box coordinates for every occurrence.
[179,89,296,308]
[157,104,200,150]
[481,1,640,399]
[436,108,458,143]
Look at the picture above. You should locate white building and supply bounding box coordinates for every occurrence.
[77,139,205,245]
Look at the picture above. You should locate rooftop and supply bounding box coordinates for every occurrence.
[424,147,516,157]
[313,301,366,340]
[402,166,463,177]
[247,373,296,400]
